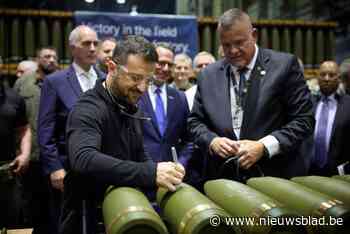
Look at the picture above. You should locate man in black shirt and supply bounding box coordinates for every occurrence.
[61,36,185,234]
[0,57,31,228]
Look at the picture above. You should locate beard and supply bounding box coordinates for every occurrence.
[109,79,138,114]
[40,64,57,75]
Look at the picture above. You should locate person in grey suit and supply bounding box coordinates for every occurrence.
[188,8,315,180]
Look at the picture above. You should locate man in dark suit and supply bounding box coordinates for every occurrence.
[37,25,104,234]
[308,61,350,176]
[138,44,191,184]
[188,8,314,180]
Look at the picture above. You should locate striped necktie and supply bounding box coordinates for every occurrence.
[314,96,330,168]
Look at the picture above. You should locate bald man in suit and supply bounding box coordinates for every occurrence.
[307,61,350,176]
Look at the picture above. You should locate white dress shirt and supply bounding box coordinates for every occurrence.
[185,85,197,111]
[229,44,280,157]
[148,83,167,114]
[72,62,98,92]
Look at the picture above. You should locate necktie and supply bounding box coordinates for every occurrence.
[237,67,248,106]
[155,88,166,136]
[314,97,330,168]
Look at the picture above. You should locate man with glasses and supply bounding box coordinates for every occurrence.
[61,36,184,234]
[38,25,105,234]
[138,43,191,200]
[306,61,350,176]
[188,8,314,181]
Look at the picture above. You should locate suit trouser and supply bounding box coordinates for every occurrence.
[47,177,63,234]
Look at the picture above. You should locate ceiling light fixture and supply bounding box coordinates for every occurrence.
[130,5,138,16]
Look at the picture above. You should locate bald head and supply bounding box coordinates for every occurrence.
[16,60,38,78]
[319,60,340,96]
[320,61,340,74]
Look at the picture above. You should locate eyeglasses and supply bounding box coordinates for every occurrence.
[196,63,210,69]
[222,39,252,51]
[118,65,153,85]
[157,61,174,68]
[221,28,256,51]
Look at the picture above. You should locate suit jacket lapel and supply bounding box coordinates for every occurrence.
[95,67,106,81]
[240,50,267,139]
[218,61,237,139]
[66,65,83,97]
[143,92,161,137]
[164,86,176,137]
[330,94,343,141]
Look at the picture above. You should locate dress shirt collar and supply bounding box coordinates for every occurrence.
[72,62,96,78]
[149,82,166,95]
[320,93,336,103]
[230,44,259,79]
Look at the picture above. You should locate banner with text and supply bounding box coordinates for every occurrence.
[74,11,198,58]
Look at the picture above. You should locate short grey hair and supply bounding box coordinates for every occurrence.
[174,53,192,66]
[218,8,252,30]
[193,51,216,68]
[17,60,38,73]
[69,25,97,46]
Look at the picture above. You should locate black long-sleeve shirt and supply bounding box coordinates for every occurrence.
[60,79,156,234]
